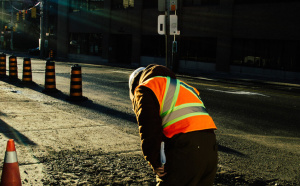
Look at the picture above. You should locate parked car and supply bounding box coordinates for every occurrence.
[28,47,40,55]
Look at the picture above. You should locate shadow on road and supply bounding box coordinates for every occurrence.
[218,145,247,157]
[0,116,37,146]
[1,77,136,124]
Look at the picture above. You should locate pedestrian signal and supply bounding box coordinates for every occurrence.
[170,0,177,11]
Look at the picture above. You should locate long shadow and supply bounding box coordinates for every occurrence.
[218,145,247,157]
[1,76,136,123]
[0,117,37,146]
[70,100,136,123]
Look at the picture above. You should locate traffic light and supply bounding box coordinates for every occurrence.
[123,0,134,8]
[129,0,134,7]
[16,13,19,21]
[31,7,36,18]
[123,0,129,8]
[22,10,25,20]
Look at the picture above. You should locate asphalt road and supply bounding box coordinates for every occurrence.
[0,56,299,185]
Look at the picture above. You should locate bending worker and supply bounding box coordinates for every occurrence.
[129,64,218,185]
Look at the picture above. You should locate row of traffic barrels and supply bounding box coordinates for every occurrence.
[44,60,83,100]
[0,53,84,101]
[0,53,32,82]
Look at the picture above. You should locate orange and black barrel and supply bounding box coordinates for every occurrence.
[22,58,32,82]
[49,49,54,60]
[70,64,82,100]
[0,53,6,77]
[44,59,56,91]
[9,56,18,79]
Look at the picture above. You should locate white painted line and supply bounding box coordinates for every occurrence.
[111,70,131,74]
[207,88,269,97]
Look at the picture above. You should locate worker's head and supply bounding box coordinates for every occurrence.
[129,67,145,101]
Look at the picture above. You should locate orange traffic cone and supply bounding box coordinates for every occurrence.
[0,139,21,186]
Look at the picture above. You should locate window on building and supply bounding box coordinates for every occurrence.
[69,0,87,12]
[183,0,220,7]
[112,0,122,9]
[89,0,105,10]
[123,0,134,9]
[232,39,300,72]
[201,0,220,5]
[69,33,102,56]
[180,37,217,63]
[235,0,298,4]
[70,0,104,12]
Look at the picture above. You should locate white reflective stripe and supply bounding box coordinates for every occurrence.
[162,77,177,114]
[5,151,18,163]
[162,106,208,125]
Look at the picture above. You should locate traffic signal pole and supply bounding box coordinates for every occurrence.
[165,0,170,68]
[40,0,44,58]
[158,0,179,70]
[10,1,13,50]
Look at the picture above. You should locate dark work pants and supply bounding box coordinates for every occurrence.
[157,130,218,186]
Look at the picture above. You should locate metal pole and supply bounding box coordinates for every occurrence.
[165,0,170,68]
[40,0,44,58]
[10,0,13,50]
[1,0,4,49]
[1,0,4,31]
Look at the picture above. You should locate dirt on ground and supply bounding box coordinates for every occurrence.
[36,147,299,186]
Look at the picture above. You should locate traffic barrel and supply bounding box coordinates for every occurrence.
[9,56,18,79]
[0,139,22,186]
[22,58,32,82]
[43,59,56,92]
[0,53,6,77]
[49,49,54,60]
[69,64,83,101]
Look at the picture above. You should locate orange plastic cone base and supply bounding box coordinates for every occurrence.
[0,163,21,186]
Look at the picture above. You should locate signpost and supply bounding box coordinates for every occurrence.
[158,0,179,70]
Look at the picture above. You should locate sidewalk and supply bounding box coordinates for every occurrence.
[0,78,140,185]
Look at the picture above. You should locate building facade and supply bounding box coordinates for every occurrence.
[54,0,300,80]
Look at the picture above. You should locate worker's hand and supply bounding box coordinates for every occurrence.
[154,165,167,177]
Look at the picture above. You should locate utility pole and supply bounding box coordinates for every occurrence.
[1,0,4,31]
[10,0,13,50]
[165,0,170,68]
[40,0,44,58]
[158,0,179,70]
[1,0,4,49]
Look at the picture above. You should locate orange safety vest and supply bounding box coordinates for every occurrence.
[137,76,217,138]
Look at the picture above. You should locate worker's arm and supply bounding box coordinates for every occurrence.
[133,86,163,170]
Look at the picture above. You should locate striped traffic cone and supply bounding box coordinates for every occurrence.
[0,139,21,186]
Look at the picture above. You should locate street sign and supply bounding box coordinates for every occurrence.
[157,15,166,35]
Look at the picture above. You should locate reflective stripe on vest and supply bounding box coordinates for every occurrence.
[160,77,209,129]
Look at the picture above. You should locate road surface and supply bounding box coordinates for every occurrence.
[0,56,299,185]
